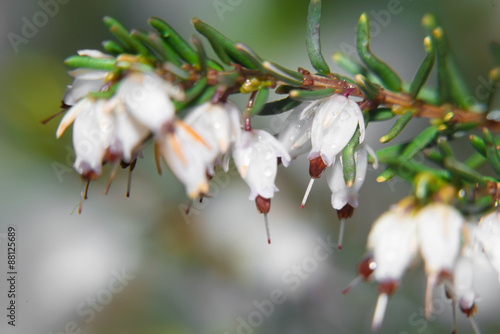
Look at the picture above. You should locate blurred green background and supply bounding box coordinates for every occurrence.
[1,0,500,333]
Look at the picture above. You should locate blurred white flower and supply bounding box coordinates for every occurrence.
[117,71,179,133]
[70,99,111,178]
[477,210,500,280]
[417,203,464,318]
[183,101,242,175]
[157,120,213,199]
[453,254,477,317]
[366,206,418,331]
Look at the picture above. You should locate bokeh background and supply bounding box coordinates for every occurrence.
[1,0,500,333]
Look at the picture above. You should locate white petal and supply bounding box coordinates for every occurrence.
[160,124,211,199]
[67,69,108,80]
[72,100,107,176]
[112,101,151,163]
[119,71,175,132]
[325,146,368,210]
[309,95,357,166]
[77,49,114,59]
[233,130,284,200]
[477,211,500,275]
[56,98,92,138]
[347,98,365,143]
[417,203,464,274]
[367,209,418,281]
[278,105,314,164]
[63,76,106,106]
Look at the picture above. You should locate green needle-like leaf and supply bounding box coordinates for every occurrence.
[174,78,208,110]
[235,43,267,72]
[145,31,182,66]
[368,108,395,122]
[193,18,257,69]
[102,40,125,55]
[356,12,402,91]
[342,128,361,187]
[149,17,200,66]
[423,14,477,108]
[289,88,334,101]
[437,137,454,157]
[443,157,487,186]
[306,0,330,75]
[262,61,304,86]
[410,36,436,99]
[483,128,500,176]
[379,111,413,143]
[259,97,301,116]
[402,126,439,159]
[376,168,397,182]
[355,74,379,100]
[103,16,152,58]
[332,52,368,77]
[191,35,207,74]
[64,55,116,71]
[248,87,269,115]
[470,134,487,157]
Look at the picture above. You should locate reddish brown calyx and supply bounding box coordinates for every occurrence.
[255,195,271,214]
[358,255,376,281]
[378,279,398,296]
[337,204,355,220]
[82,170,99,181]
[309,157,327,179]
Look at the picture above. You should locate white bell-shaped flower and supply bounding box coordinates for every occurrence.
[71,99,113,178]
[278,104,313,167]
[366,207,418,331]
[62,50,114,106]
[367,208,418,283]
[326,144,369,210]
[183,101,242,175]
[453,254,477,317]
[299,94,365,209]
[477,210,500,280]
[305,94,365,166]
[158,120,213,199]
[325,144,373,249]
[417,203,464,318]
[107,98,150,164]
[117,71,178,133]
[57,96,151,168]
[233,129,291,200]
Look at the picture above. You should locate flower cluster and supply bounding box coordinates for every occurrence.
[347,198,500,332]
[50,9,500,333]
[56,46,371,243]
